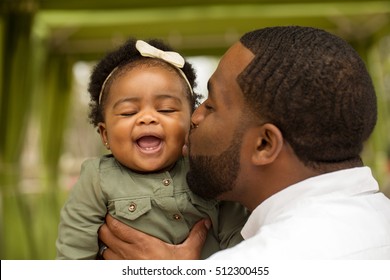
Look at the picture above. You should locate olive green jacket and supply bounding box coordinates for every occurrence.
[56,155,248,259]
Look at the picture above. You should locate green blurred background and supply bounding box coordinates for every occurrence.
[1,0,390,259]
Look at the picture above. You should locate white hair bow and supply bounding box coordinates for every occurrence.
[135,40,185,68]
[136,40,193,94]
[98,40,193,104]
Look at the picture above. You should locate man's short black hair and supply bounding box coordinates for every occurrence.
[239,26,377,169]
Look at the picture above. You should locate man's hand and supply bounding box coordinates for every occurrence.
[98,214,210,260]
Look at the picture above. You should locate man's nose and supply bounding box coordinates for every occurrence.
[191,104,205,127]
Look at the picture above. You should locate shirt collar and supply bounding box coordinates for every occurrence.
[241,166,379,239]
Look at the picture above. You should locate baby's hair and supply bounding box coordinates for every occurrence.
[239,26,377,170]
[88,38,200,127]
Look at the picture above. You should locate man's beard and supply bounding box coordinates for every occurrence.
[186,132,242,200]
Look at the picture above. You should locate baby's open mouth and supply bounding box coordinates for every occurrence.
[136,136,162,152]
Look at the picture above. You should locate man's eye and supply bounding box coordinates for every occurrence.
[204,104,214,111]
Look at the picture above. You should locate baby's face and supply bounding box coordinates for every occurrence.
[98,65,191,172]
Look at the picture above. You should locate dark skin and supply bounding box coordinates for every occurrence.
[98,215,210,259]
[98,41,324,260]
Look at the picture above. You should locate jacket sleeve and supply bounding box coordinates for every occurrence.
[217,201,249,249]
[56,159,107,259]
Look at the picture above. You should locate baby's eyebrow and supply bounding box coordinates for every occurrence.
[113,95,183,109]
[113,97,139,109]
[155,94,183,104]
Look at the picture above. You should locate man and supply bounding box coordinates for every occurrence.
[98,26,390,259]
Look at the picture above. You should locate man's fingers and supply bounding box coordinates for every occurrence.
[102,214,171,259]
[187,219,210,244]
[105,214,153,243]
[101,247,121,260]
[98,219,131,259]
[98,223,110,245]
[100,215,210,260]
[178,219,210,259]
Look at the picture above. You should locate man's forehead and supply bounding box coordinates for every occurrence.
[219,42,254,81]
[206,42,254,107]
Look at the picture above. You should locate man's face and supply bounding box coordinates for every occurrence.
[187,42,255,200]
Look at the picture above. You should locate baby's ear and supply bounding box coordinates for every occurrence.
[252,123,283,166]
[97,122,110,150]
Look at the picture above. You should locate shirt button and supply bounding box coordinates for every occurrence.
[162,179,171,186]
[128,203,137,212]
[173,214,181,220]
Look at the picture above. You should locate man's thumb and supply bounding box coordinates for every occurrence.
[185,219,210,253]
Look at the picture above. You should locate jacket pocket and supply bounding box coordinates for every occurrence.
[114,197,152,221]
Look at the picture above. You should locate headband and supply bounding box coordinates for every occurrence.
[98,40,193,104]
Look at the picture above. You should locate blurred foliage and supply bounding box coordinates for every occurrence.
[0,6,73,259]
[0,0,390,259]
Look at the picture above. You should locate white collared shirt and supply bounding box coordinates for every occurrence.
[209,167,390,259]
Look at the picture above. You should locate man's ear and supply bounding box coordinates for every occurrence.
[98,122,110,150]
[252,123,283,165]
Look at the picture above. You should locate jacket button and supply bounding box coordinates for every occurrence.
[173,214,181,220]
[128,203,137,212]
[163,179,171,186]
